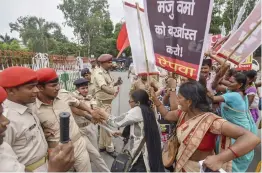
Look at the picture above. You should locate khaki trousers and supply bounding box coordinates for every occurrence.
[96,102,114,152]
[82,135,110,172]
[73,137,92,172]
[79,124,98,149]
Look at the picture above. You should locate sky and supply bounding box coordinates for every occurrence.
[0,0,144,41]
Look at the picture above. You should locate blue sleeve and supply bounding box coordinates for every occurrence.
[222,92,240,107]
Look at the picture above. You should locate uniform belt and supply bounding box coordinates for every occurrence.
[99,100,112,104]
[78,121,90,128]
[48,133,82,148]
[25,154,47,171]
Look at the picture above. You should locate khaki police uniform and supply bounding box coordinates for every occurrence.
[34,90,92,172]
[89,67,98,98]
[3,99,48,172]
[130,77,161,94]
[71,90,98,147]
[93,67,117,152]
[0,142,25,172]
[157,67,168,88]
[71,90,110,172]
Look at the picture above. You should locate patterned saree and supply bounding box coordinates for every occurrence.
[174,112,232,172]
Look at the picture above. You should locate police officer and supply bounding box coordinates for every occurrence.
[90,59,98,74]
[72,78,97,146]
[34,68,106,172]
[93,54,122,158]
[0,67,49,172]
[130,75,160,94]
[71,78,110,172]
[128,62,137,83]
[0,85,75,172]
[81,68,95,97]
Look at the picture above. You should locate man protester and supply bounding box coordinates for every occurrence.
[70,78,110,172]
[93,54,122,158]
[0,67,49,171]
[34,68,106,172]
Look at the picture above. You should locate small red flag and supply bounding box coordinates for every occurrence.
[116,23,130,58]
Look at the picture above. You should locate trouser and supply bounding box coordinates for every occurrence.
[82,135,110,172]
[73,137,92,172]
[79,124,98,149]
[96,102,114,152]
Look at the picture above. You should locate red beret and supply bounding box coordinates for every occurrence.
[97,54,113,63]
[0,66,37,88]
[0,86,7,103]
[36,68,58,83]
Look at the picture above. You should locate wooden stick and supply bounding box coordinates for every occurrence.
[221,19,261,67]
[135,2,151,86]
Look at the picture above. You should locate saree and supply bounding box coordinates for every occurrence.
[220,93,257,172]
[174,112,232,172]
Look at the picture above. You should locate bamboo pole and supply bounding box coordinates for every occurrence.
[135,2,151,86]
[221,19,261,67]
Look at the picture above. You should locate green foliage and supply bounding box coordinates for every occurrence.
[0,40,28,51]
[9,16,64,53]
[0,33,16,44]
[58,0,118,57]
[210,0,258,35]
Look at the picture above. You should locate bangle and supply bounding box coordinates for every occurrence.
[228,146,239,158]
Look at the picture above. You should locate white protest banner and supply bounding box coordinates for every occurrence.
[123,1,159,76]
[217,0,262,65]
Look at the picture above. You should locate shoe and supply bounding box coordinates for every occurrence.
[107,151,118,158]
[99,148,106,152]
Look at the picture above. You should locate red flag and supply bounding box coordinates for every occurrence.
[116,23,130,58]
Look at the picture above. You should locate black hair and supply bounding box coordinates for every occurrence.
[131,89,165,172]
[227,68,237,77]
[179,81,212,112]
[234,72,247,92]
[245,70,257,84]
[202,59,212,67]
[38,78,59,86]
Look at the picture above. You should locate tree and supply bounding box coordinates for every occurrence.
[58,0,114,57]
[0,33,16,44]
[210,0,258,35]
[9,16,62,53]
[0,40,28,51]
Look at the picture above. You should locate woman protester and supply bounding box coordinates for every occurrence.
[245,70,260,123]
[210,71,258,172]
[151,80,260,172]
[104,89,165,172]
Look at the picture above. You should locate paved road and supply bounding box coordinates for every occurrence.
[93,71,261,172]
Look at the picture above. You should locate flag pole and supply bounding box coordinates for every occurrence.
[220,19,261,67]
[135,2,151,86]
